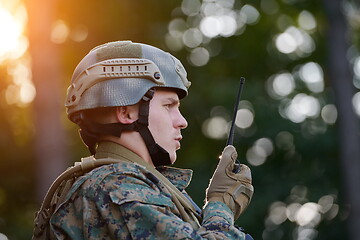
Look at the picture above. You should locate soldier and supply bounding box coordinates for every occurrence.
[33,40,254,239]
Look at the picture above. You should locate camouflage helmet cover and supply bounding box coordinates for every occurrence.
[65,41,191,122]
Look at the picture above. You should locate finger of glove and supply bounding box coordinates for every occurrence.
[226,163,252,183]
[207,145,239,197]
[217,145,238,169]
[239,164,252,183]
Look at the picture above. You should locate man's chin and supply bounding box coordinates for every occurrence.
[170,153,177,164]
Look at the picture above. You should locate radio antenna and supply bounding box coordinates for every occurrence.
[227,77,245,146]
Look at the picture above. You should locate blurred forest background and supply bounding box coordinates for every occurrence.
[0,0,360,239]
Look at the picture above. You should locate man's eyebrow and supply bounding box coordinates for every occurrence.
[165,97,180,106]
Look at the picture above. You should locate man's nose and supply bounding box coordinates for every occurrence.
[176,111,188,129]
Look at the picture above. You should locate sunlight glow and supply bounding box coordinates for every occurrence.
[0,5,27,63]
[0,2,35,106]
[6,60,35,106]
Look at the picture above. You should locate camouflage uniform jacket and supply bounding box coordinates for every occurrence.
[50,141,247,239]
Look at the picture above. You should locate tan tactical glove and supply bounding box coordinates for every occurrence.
[206,145,254,220]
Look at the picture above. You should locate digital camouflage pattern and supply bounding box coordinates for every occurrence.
[50,141,248,239]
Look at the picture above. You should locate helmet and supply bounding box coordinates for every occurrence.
[66,40,191,122]
[65,41,191,166]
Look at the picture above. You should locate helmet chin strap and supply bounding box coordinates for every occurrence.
[77,89,172,167]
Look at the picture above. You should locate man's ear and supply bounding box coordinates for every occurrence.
[115,106,138,124]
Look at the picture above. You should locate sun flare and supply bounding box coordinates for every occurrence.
[0,1,34,106]
[0,3,28,63]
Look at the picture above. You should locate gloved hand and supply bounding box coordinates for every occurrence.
[206,145,254,220]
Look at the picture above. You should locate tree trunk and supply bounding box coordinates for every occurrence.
[323,0,360,239]
[26,0,67,203]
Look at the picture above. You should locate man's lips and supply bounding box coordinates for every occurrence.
[175,136,182,149]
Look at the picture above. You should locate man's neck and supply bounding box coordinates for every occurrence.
[99,133,154,167]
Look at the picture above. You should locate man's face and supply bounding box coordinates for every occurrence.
[148,89,188,164]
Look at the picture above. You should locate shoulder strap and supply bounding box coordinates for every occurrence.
[126,157,202,229]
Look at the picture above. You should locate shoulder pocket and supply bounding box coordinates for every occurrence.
[109,177,174,208]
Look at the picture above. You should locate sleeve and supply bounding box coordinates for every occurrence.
[107,173,247,240]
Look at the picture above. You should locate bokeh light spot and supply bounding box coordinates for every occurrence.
[296,202,321,227]
[241,4,260,25]
[20,82,36,104]
[268,72,295,98]
[202,116,228,139]
[286,203,301,222]
[70,24,88,42]
[318,195,335,214]
[275,32,297,54]
[353,56,360,77]
[285,94,320,123]
[183,28,203,48]
[298,10,317,31]
[181,0,201,16]
[247,137,273,166]
[235,108,254,129]
[165,33,183,51]
[268,202,287,225]
[299,62,324,93]
[321,104,337,124]
[275,26,315,56]
[51,19,70,44]
[200,16,222,38]
[189,47,210,66]
[352,92,360,116]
